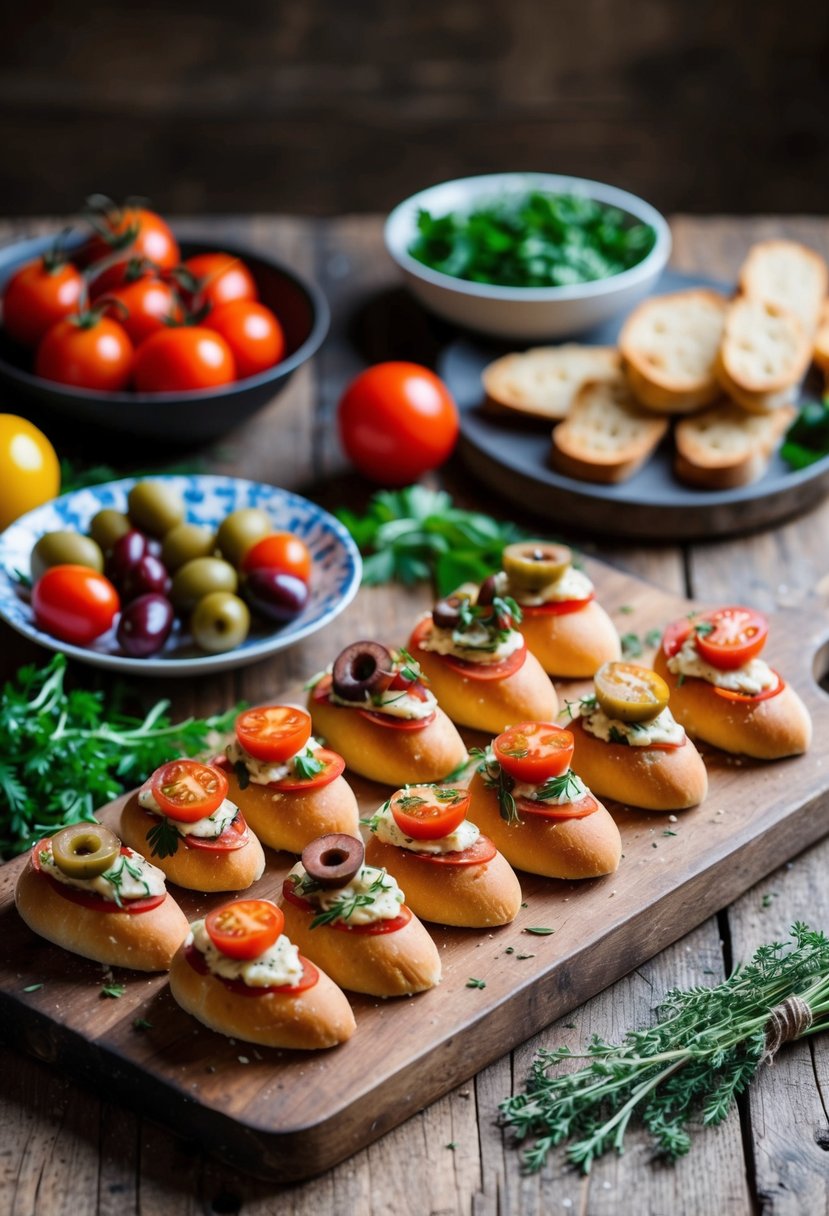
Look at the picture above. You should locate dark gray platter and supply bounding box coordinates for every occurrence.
[439,270,829,541]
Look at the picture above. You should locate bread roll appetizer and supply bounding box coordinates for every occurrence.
[307,641,467,786]
[217,705,359,853]
[364,784,522,927]
[653,606,812,759]
[498,542,620,677]
[279,834,441,997]
[408,574,556,733]
[466,722,621,879]
[120,759,266,892]
[563,661,708,811]
[169,897,355,1049]
[15,823,189,971]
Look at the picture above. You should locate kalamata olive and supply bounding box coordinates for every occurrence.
[31,531,104,583]
[432,593,467,630]
[106,529,150,585]
[161,522,216,572]
[243,568,309,623]
[190,591,250,653]
[171,556,238,613]
[89,508,131,554]
[117,593,174,657]
[331,641,394,702]
[216,507,272,567]
[51,823,121,879]
[121,554,172,603]
[127,481,186,538]
[301,834,365,889]
[477,575,499,606]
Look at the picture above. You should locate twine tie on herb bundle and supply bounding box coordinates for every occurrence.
[763,994,813,1064]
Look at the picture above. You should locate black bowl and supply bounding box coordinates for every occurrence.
[0,231,329,442]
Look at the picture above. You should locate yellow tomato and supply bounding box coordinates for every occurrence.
[0,414,60,531]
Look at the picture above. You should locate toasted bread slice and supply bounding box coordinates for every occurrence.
[619,289,729,413]
[739,239,828,335]
[482,345,619,421]
[717,297,810,408]
[713,349,800,414]
[550,373,669,484]
[674,400,796,489]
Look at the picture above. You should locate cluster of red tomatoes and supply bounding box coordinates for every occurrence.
[2,201,287,394]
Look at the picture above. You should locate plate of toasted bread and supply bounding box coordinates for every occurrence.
[440,243,829,540]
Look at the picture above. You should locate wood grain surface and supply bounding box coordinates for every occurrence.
[2,214,829,1214]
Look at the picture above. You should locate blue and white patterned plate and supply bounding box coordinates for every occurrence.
[0,475,362,676]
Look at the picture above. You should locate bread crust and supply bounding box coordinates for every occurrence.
[568,718,708,811]
[619,289,728,413]
[482,345,619,421]
[221,772,360,854]
[551,377,669,484]
[411,644,557,734]
[673,401,796,489]
[465,772,621,879]
[15,861,189,971]
[623,360,718,414]
[168,942,356,1048]
[518,599,621,678]
[364,835,522,927]
[307,696,467,786]
[652,648,812,759]
[713,349,799,415]
[119,795,266,892]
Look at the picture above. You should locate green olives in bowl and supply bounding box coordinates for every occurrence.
[31,531,104,583]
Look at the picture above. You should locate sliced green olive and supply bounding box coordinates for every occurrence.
[594,661,670,723]
[89,509,131,554]
[31,531,104,583]
[51,824,121,879]
[127,481,186,537]
[171,556,238,612]
[502,541,572,592]
[161,522,216,572]
[216,508,272,567]
[191,591,250,653]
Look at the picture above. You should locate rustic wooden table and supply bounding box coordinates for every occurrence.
[2,214,829,1216]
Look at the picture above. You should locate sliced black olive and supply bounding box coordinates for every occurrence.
[302,833,365,889]
[432,594,467,630]
[476,574,499,606]
[331,641,394,702]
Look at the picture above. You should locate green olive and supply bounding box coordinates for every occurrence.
[161,522,216,572]
[51,823,121,879]
[171,556,238,612]
[31,531,104,583]
[216,507,272,567]
[594,661,670,723]
[127,480,186,538]
[502,541,572,592]
[191,591,250,653]
[89,509,131,554]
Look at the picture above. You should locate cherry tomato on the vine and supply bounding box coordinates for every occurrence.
[2,256,83,348]
[85,206,180,295]
[204,300,285,378]
[32,564,120,645]
[106,275,182,346]
[182,253,258,311]
[36,313,134,392]
[0,415,60,530]
[241,532,312,581]
[132,327,236,393]
[337,362,459,485]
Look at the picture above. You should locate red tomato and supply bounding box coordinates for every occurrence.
[337,362,459,484]
[107,276,182,346]
[241,532,312,581]
[3,257,83,348]
[408,618,526,682]
[661,616,693,659]
[150,759,229,822]
[86,207,180,295]
[235,705,312,762]
[269,748,345,791]
[132,327,236,392]
[32,564,119,645]
[182,253,258,310]
[204,300,285,378]
[516,792,598,820]
[693,606,769,670]
[36,314,133,392]
[390,784,471,840]
[493,722,574,783]
[409,836,497,866]
[205,899,284,961]
[520,593,595,617]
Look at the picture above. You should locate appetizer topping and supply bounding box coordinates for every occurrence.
[138,784,240,838]
[668,641,779,696]
[150,759,228,823]
[389,784,471,840]
[493,722,574,783]
[234,705,312,762]
[371,796,481,855]
[594,662,670,723]
[205,899,285,961]
[419,577,524,665]
[474,742,591,825]
[331,641,395,703]
[579,703,686,747]
[689,606,769,671]
[302,833,365,889]
[502,541,572,591]
[432,594,467,630]
[51,823,120,879]
[190,916,303,988]
[38,839,166,905]
[511,565,594,607]
[288,861,405,927]
[325,650,438,720]
[511,771,589,805]
[664,610,778,695]
[225,734,325,786]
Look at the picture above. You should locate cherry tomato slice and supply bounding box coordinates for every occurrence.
[270,748,345,792]
[235,705,312,762]
[713,673,785,703]
[181,814,250,851]
[241,532,312,582]
[151,759,228,823]
[594,661,670,723]
[493,722,574,783]
[519,592,595,616]
[205,898,285,961]
[405,835,498,866]
[389,784,471,840]
[693,606,769,670]
[516,793,598,820]
[661,616,693,658]
[409,618,527,682]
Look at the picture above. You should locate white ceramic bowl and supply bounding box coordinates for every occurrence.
[384,173,672,341]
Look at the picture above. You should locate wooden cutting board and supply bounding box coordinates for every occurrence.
[1,560,828,1183]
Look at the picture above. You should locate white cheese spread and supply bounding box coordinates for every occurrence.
[224,736,324,786]
[329,685,437,720]
[372,800,480,854]
[138,786,240,838]
[667,639,778,695]
[581,706,685,747]
[418,616,524,665]
[190,918,303,988]
[512,566,594,606]
[288,861,405,924]
[40,842,166,903]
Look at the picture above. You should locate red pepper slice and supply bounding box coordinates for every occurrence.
[408,617,527,682]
